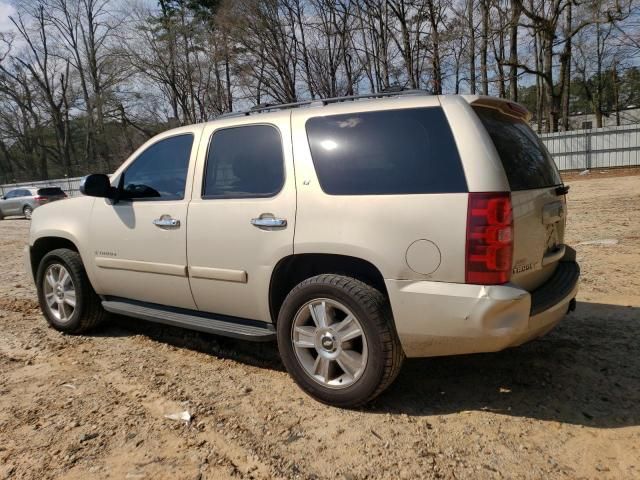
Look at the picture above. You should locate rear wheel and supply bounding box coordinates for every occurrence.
[277,274,404,407]
[23,205,33,220]
[36,248,107,333]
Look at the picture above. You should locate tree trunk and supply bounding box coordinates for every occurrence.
[468,0,476,93]
[508,0,521,101]
[612,61,621,126]
[594,23,603,128]
[480,0,489,95]
[427,0,442,94]
[292,0,315,99]
[533,22,543,132]
[561,2,572,131]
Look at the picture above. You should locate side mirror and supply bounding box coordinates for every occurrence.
[80,174,113,198]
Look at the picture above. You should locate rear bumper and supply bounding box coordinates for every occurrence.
[386,258,580,358]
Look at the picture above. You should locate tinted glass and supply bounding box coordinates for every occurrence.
[38,187,65,196]
[473,106,562,191]
[4,190,18,199]
[305,107,466,195]
[203,125,284,198]
[122,134,193,200]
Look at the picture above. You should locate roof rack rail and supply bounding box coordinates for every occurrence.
[217,89,429,118]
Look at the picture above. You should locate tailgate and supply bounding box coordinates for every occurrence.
[472,103,566,291]
[511,187,566,290]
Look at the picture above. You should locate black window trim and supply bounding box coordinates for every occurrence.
[116,132,195,203]
[201,123,286,201]
[304,106,468,196]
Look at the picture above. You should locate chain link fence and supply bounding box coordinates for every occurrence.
[0,177,83,197]
[2,123,639,197]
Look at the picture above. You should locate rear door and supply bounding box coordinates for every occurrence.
[187,115,296,322]
[11,189,30,215]
[473,104,565,290]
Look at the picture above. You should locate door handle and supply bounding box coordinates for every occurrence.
[153,215,180,229]
[250,215,287,229]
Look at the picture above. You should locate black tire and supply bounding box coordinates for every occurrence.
[23,205,33,220]
[36,248,107,334]
[277,274,404,407]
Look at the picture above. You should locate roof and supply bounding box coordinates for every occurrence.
[218,89,432,119]
[213,91,529,122]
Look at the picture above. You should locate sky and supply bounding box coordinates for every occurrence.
[0,1,16,32]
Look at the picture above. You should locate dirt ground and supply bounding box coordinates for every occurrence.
[1,175,639,480]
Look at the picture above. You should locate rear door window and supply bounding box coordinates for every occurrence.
[203,125,284,198]
[305,107,467,195]
[473,106,562,191]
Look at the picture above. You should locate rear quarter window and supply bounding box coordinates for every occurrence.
[473,106,562,191]
[305,107,467,195]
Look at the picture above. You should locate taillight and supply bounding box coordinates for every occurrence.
[465,192,513,285]
[33,196,45,203]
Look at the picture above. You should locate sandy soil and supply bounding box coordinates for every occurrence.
[1,175,639,480]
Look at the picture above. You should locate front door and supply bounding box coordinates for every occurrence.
[89,131,200,309]
[1,190,20,215]
[187,117,296,322]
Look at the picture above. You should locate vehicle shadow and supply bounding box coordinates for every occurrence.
[95,314,284,371]
[94,301,639,428]
[373,301,640,429]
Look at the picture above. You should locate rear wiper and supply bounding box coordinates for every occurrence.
[555,185,570,196]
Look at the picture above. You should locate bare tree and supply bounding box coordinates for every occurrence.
[6,5,75,174]
[231,0,299,103]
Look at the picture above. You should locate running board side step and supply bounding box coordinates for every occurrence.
[102,298,276,342]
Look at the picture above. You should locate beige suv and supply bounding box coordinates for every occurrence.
[25,92,579,407]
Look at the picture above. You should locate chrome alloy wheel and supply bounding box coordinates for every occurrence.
[43,264,76,324]
[292,298,368,389]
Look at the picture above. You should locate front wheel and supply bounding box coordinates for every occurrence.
[36,248,107,333]
[277,275,404,407]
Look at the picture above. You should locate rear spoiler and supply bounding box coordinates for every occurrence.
[471,98,532,122]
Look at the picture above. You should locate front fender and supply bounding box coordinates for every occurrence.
[29,197,101,289]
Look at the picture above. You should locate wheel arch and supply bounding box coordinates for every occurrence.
[269,253,388,324]
[30,236,81,280]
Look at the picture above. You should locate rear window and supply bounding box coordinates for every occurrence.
[305,107,467,195]
[37,187,65,196]
[473,106,561,191]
